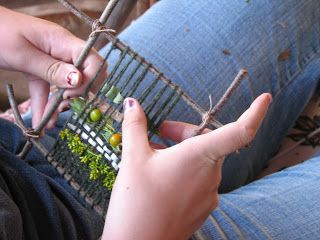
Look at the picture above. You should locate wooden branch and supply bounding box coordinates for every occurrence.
[35,0,121,134]
[192,69,248,136]
[6,84,49,158]
[17,141,33,159]
[14,0,106,18]
[210,69,248,117]
[7,85,27,126]
[107,0,138,31]
[9,0,122,158]
[57,0,94,26]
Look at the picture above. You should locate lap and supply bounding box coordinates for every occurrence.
[195,155,320,239]
[0,118,104,240]
[101,0,320,191]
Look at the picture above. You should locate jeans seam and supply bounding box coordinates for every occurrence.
[274,50,319,98]
[215,208,245,239]
[222,198,273,239]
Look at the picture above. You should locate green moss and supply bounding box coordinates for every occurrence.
[60,129,117,190]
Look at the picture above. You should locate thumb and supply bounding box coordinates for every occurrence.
[185,93,272,160]
[121,98,151,160]
[44,60,82,88]
[22,43,82,88]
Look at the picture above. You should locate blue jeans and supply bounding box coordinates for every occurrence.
[2,0,320,239]
[0,115,104,240]
[100,0,320,239]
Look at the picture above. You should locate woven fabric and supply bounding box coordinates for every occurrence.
[49,36,195,215]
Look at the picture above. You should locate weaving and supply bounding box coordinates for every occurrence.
[6,0,247,216]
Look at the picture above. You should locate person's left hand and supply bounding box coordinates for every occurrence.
[0,7,106,129]
[104,93,271,240]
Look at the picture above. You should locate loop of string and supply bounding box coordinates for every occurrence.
[193,95,214,136]
[202,94,213,123]
[15,123,39,139]
[89,19,116,38]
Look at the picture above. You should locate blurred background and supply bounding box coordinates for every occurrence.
[0,0,156,111]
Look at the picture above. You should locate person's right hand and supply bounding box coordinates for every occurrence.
[103,93,272,240]
[0,7,106,129]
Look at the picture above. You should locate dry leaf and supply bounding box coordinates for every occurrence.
[278,48,291,61]
[223,49,231,55]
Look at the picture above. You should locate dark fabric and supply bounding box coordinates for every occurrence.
[0,118,104,240]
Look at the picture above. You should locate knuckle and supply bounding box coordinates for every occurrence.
[52,25,69,37]
[46,61,62,84]
[202,148,221,164]
[123,114,146,130]
[184,138,219,161]
[52,25,76,41]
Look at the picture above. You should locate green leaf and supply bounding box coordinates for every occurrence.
[102,84,123,104]
[70,98,86,115]
[105,117,114,129]
[103,171,116,190]
[113,92,124,104]
[101,117,116,141]
[59,129,70,140]
[105,86,120,101]
[62,121,118,190]
[100,83,110,95]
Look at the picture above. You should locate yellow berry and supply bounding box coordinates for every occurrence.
[109,133,122,148]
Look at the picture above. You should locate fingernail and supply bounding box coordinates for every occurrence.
[59,106,70,113]
[67,71,79,86]
[123,98,134,113]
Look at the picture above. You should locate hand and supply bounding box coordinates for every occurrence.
[0,7,106,129]
[103,93,272,240]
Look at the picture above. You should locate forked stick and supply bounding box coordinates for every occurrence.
[6,0,122,158]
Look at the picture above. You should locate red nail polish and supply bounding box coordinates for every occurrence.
[123,98,134,112]
[67,71,79,86]
[128,99,134,107]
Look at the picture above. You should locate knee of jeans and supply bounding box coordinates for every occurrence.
[100,1,320,126]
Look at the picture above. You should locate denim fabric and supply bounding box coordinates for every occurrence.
[196,156,320,240]
[100,0,320,238]
[101,0,320,193]
[0,117,104,240]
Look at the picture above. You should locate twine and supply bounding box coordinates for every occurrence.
[89,19,116,39]
[194,95,214,133]
[202,95,213,123]
[15,123,39,139]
